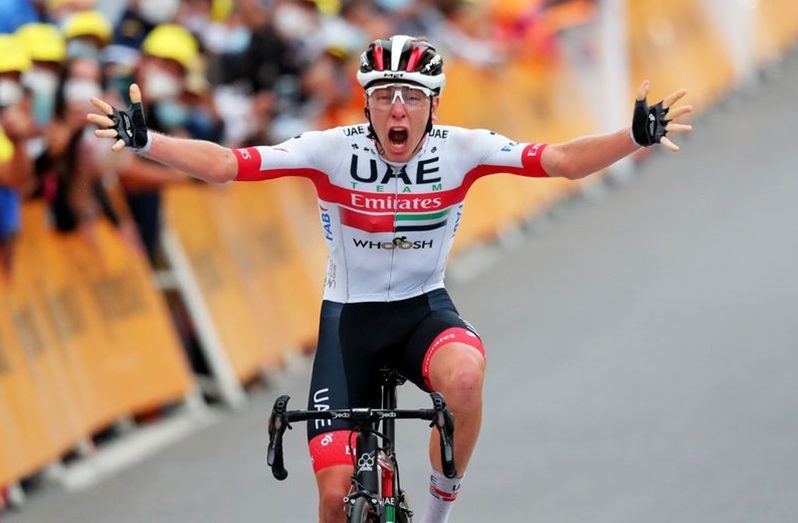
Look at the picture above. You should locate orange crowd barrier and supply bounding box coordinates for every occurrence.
[627,0,735,110]
[0,202,194,489]
[755,0,798,63]
[165,178,326,364]
[165,184,279,381]
[439,59,588,256]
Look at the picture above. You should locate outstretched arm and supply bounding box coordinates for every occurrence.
[541,81,693,180]
[87,84,238,184]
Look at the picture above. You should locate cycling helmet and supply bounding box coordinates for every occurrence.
[357,35,445,95]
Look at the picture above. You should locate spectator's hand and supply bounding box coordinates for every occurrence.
[87,84,150,152]
[631,80,693,152]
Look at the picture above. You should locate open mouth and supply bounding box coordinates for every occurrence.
[388,127,409,148]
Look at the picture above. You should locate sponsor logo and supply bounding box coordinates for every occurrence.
[423,55,442,73]
[313,388,331,429]
[501,141,518,152]
[344,125,366,136]
[350,194,442,211]
[239,148,252,160]
[349,155,441,186]
[324,259,336,289]
[357,451,376,472]
[352,237,434,250]
[429,128,448,139]
[122,114,133,137]
[527,143,543,157]
[452,206,463,235]
[319,206,333,241]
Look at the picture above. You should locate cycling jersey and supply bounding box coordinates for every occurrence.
[233,124,548,303]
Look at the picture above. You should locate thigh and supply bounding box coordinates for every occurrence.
[398,307,484,393]
[306,301,380,473]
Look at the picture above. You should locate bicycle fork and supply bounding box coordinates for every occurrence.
[346,429,404,522]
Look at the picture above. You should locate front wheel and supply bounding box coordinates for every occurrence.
[348,497,378,523]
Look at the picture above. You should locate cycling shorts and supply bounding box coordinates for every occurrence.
[306,288,485,472]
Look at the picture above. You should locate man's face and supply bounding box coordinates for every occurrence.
[366,82,439,163]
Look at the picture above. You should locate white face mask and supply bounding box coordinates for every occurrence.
[139,0,180,24]
[0,79,24,107]
[64,79,102,103]
[23,69,59,95]
[274,5,317,41]
[144,67,182,101]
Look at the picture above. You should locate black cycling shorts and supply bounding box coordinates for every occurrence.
[305,288,484,472]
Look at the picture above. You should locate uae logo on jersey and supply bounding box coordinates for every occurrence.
[340,207,450,233]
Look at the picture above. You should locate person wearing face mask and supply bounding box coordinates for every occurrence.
[0,35,36,278]
[16,24,66,126]
[109,24,195,264]
[62,10,113,61]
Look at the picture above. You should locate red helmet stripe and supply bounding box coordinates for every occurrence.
[405,47,424,73]
[405,46,424,72]
[374,42,385,71]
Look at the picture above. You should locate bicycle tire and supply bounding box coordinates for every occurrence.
[348,497,378,523]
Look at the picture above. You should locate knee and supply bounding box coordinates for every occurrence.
[436,353,484,410]
[319,482,349,522]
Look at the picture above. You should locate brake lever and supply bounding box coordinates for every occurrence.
[429,392,457,478]
[267,395,292,480]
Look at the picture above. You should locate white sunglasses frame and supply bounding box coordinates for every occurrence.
[365,83,435,107]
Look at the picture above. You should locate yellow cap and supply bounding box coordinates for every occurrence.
[142,25,199,71]
[16,23,67,63]
[0,128,14,163]
[0,35,32,74]
[211,0,234,22]
[314,0,340,15]
[63,10,112,44]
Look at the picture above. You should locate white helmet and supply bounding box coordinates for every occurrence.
[356,35,445,95]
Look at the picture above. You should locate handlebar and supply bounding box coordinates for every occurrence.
[266,393,457,480]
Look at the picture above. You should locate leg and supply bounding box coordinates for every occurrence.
[426,341,486,474]
[405,319,486,523]
[315,463,352,523]
[308,301,381,522]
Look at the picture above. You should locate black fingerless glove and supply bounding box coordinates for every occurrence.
[110,101,150,151]
[631,98,668,147]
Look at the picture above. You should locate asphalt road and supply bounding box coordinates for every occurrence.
[8,50,798,523]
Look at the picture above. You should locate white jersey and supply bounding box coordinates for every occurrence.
[233,124,549,303]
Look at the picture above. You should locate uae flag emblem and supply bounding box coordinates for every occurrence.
[341,208,450,233]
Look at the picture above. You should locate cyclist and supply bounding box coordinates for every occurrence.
[88,35,692,523]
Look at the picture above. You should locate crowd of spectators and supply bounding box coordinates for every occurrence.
[0,0,592,275]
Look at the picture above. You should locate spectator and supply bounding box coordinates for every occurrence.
[62,10,113,61]
[117,24,197,263]
[105,0,181,81]
[16,23,67,127]
[0,36,36,278]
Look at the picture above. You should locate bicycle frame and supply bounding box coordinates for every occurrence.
[267,368,456,522]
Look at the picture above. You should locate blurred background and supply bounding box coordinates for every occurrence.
[1,0,797,521]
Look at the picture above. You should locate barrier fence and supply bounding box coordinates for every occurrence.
[2,0,797,506]
[0,204,194,492]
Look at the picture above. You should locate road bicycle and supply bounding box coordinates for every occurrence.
[267,367,457,522]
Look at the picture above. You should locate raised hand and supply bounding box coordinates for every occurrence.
[632,80,693,152]
[87,83,150,152]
